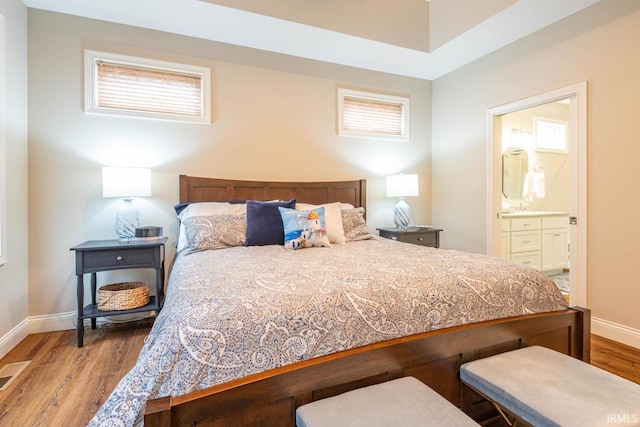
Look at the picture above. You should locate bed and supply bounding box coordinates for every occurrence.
[90,176,590,427]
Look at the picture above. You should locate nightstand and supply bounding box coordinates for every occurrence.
[70,238,167,347]
[377,227,443,248]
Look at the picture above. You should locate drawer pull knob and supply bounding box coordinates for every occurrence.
[417,237,423,241]
[523,240,531,244]
[116,256,123,261]
[523,223,531,226]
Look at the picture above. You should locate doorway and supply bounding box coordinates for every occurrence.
[487,83,587,307]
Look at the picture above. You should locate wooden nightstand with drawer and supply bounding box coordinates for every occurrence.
[376,227,443,248]
[70,238,167,347]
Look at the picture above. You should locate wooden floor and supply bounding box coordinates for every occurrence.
[0,318,154,427]
[591,333,640,385]
[0,320,638,427]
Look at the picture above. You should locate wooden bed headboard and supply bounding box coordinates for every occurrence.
[179,175,366,208]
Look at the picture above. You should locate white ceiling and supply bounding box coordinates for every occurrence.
[23,0,599,80]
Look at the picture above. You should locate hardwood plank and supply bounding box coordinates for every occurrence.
[1,330,66,365]
[590,334,640,385]
[0,321,637,427]
[57,372,124,426]
[80,373,124,426]
[0,319,154,427]
[0,362,72,426]
[122,317,155,368]
[75,321,140,379]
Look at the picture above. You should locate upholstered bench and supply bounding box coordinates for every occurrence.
[460,345,640,427]
[295,376,479,427]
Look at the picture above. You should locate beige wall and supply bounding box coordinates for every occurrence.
[0,0,28,350]
[27,11,432,318]
[432,1,640,334]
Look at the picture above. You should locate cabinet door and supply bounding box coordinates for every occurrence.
[542,228,569,272]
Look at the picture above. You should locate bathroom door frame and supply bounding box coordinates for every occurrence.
[486,82,587,307]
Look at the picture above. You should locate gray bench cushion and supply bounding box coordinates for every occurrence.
[460,346,640,427]
[295,376,479,427]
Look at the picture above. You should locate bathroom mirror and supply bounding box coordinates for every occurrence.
[502,147,528,200]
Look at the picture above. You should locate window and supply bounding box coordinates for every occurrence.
[338,88,409,140]
[535,117,568,153]
[84,50,211,124]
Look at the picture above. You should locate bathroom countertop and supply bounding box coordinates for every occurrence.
[502,211,569,218]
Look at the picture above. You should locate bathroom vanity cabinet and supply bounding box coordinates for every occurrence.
[501,212,569,274]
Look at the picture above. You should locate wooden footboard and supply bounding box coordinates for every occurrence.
[144,307,590,426]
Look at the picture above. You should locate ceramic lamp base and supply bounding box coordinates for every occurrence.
[116,199,139,239]
[393,198,411,229]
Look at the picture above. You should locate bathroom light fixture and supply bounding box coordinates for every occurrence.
[386,173,419,229]
[102,167,151,239]
[511,127,532,135]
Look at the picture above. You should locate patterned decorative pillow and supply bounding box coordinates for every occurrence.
[176,202,247,252]
[278,207,332,250]
[296,202,346,244]
[183,214,246,253]
[341,207,374,241]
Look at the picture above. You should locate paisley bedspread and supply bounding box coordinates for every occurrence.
[89,238,568,426]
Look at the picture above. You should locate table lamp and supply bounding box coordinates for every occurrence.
[102,167,151,239]
[386,173,419,229]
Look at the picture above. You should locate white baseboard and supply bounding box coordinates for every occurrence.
[0,318,30,360]
[28,311,76,334]
[592,317,640,350]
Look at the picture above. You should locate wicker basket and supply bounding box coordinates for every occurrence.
[98,282,149,311]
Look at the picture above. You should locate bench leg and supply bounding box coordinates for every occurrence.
[489,400,519,427]
[465,383,526,427]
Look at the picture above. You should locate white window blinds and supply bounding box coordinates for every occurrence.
[96,61,202,117]
[338,89,409,140]
[85,50,210,124]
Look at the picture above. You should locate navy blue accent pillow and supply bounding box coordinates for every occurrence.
[174,203,190,216]
[245,199,296,246]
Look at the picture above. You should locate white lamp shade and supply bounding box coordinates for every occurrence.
[102,167,151,198]
[386,174,419,198]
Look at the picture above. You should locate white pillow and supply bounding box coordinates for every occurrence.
[177,202,247,252]
[296,202,346,244]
